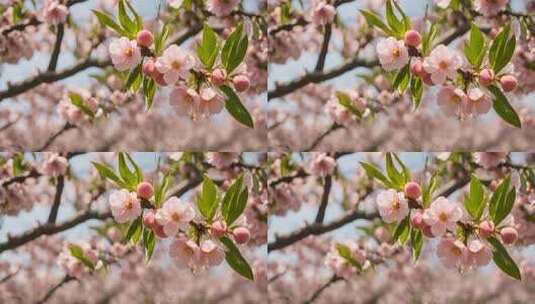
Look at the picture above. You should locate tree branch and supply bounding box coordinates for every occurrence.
[306,124,342,151]
[35,275,75,304]
[314,175,332,224]
[37,123,75,151]
[303,275,343,304]
[47,24,65,72]
[269,169,309,187]
[47,175,65,224]
[314,23,332,72]
[0,210,111,253]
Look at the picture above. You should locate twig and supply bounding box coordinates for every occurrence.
[306,124,342,151]
[38,123,75,151]
[47,175,65,224]
[35,275,75,304]
[315,23,332,72]
[314,175,332,224]
[47,24,65,72]
[303,275,343,304]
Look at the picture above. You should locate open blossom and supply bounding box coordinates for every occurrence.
[155,45,195,84]
[466,240,492,268]
[42,0,68,25]
[199,240,225,267]
[473,152,507,169]
[466,88,492,116]
[155,197,195,237]
[206,0,240,17]
[198,87,224,117]
[41,153,68,177]
[436,237,467,269]
[423,197,463,237]
[325,242,367,279]
[109,37,142,71]
[109,190,142,223]
[435,0,451,8]
[309,153,336,177]
[474,0,508,16]
[423,45,463,85]
[311,1,336,26]
[437,86,468,117]
[376,189,409,223]
[169,237,200,268]
[376,37,409,71]
[169,85,199,117]
[206,152,239,169]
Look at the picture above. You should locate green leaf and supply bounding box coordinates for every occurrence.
[360,162,394,188]
[464,24,486,68]
[124,0,143,32]
[220,236,254,280]
[118,152,137,189]
[488,85,521,128]
[489,175,511,225]
[488,237,521,280]
[336,91,361,118]
[359,10,395,36]
[197,24,219,69]
[489,24,510,72]
[143,229,156,262]
[197,175,218,221]
[124,216,143,244]
[494,35,516,74]
[125,64,142,92]
[221,175,248,225]
[392,64,410,93]
[385,153,404,189]
[155,24,169,55]
[465,175,486,220]
[221,23,248,73]
[154,174,170,208]
[336,244,362,271]
[422,174,438,207]
[220,85,254,128]
[92,162,127,188]
[125,152,143,184]
[422,22,438,55]
[92,10,128,36]
[410,229,423,261]
[410,77,423,109]
[118,0,136,36]
[69,245,95,270]
[143,77,157,109]
[385,0,404,37]
[69,92,94,118]
[393,216,410,244]
[392,0,411,32]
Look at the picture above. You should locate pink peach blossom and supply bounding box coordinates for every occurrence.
[169,237,200,268]
[311,1,336,26]
[474,0,508,16]
[473,152,507,169]
[41,153,68,177]
[376,37,409,71]
[109,190,142,223]
[206,0,240,17]
[199,240,225,267]
[109,37,142,71]
[436,237,467,268]
[206,152,239,169]
[198,87,224,117]
[309,153,336,177]
[423,45,463,85]
[437,86,469,117]
[155,197,195,237]
[42,0,68,25]
[376,189,409,224]
[466,240,492,267]
[169,85,200,117]
[155,45,195,84]
[466,88,492,116]
[423,197,463,237]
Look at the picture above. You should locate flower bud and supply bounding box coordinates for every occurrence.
[142,59,156,76]
[500,227,518,244]
[153,224,168,238]
[137,182,154,199]
[500,75,518,92]
[478,69,494,86]
[410,210,424,229]
[232,75,250,92]
[421,223,434,238]
[211,68,227,86]
[136,30,154,48]
[232,227,250,244]
[410,59,423,76]
[143,209,156,228]
[404,182,422,200]
[478,220,495,238]
[211,220,227,238]
[404,30,422,47]
[422,71,434,86]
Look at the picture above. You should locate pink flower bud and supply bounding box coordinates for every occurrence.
[211,220,227,238]
[478,220,494,238]
[410,59,423,76]
[410,210,424,229]
[153,224,168,238]
[136,30,154,48]
[143,210,156,228]
[422,223,435,238]
[153,71,168,86]
[137,182,154,199]
[500,227,518,244]
[404,182,422,200]
[143,59,156,76]
[232,75,250,92]
[211,68,227,86]
[422,71,434,86]
[500,75,518,92]
[404,30,421,47]
[232,227,250,244]
[478,69,494,86]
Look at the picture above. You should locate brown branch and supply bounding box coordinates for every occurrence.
[2,169,41,187]
[269,169,309,187]
[47,24,65,72]
[306,124,342,151]
[303,275,343,304]
[47,175,65,224]
[35,275,75,304]
[0,210,111,253]
[314,175,332,224]
[37,123,76,151]
[315,23,332,72]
